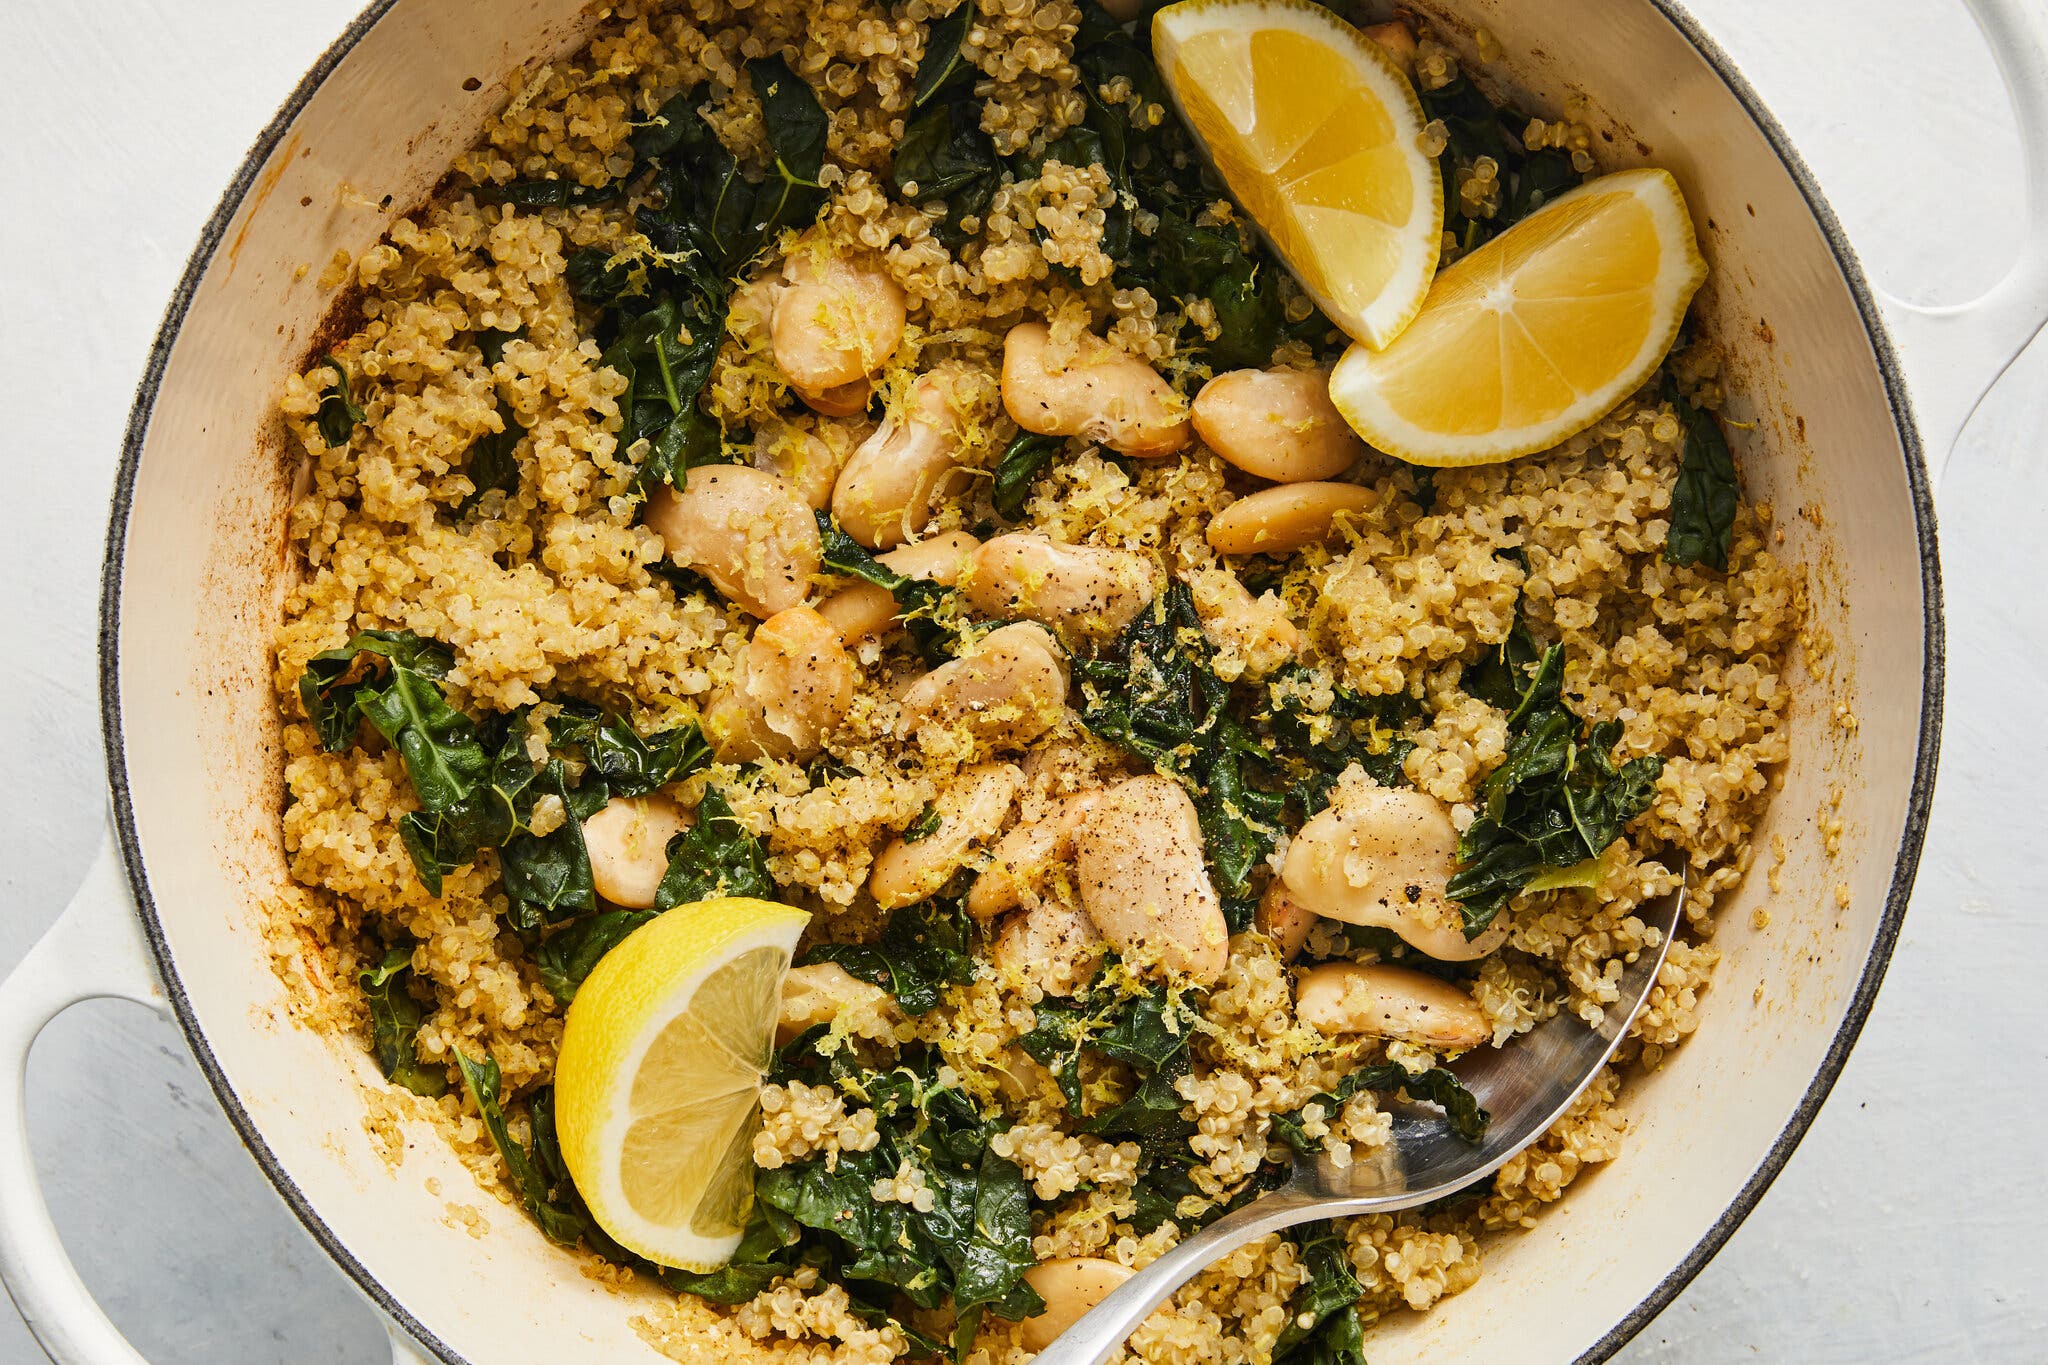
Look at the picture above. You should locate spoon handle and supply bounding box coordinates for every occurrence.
[1026,1178,1417,1365]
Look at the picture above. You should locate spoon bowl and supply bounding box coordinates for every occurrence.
[1031,878,1686,1365]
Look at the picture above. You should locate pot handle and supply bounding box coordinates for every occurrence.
[0,835,167,1365]
[1876,0,2048,481]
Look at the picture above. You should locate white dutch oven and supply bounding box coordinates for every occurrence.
[3,1,2045,1362]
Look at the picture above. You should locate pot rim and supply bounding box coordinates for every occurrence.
[91,2,1945,1361]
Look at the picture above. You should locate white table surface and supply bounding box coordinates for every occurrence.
[2,2,2043,1361]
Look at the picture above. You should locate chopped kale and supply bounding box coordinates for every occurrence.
[1461,574,1542,712]
[1271,1062,1490,1150]
[891,100,1001,248]
[1019,962,1199,1159]
[1257,666,1425,816]
[454,1053,590,1246]
[911,1,979,107]
[654,786,776,908]
[458,327,529,514]
[1418,76,1584,253]
[1445,645,1664,936]
[357,944,447,1097]
[477,176,619,209]
[815,509,963,661]
[314,353,365,448]
[535,909,652,1006]
[1663,375,1739,571]
[658,1202,812,1303]
[1272,1222,1367,1364]
[991,432,1066,521]
[902,804,944,843]
[298,634,712,904]
[1076,583,1288,906]
[760,1042,1044,1321]
[802,897,976,1015]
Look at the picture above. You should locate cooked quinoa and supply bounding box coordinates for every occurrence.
[269,2,1799,1361]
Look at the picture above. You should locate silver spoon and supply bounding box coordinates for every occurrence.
[1031,879,1684,1365]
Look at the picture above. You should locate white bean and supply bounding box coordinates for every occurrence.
[704,606,858,763]
[900,622,1070,751]
[1255,881,1318,962]
[816,531,980,646]
[581,795,691,910]
[1001,321,1190,459]
[776,961,901,1047]
[992,898,1105,996]
[753,416,867,510]
[869,762,1024,910]
[797,377,872,418]
[1281,786,1507,961]
[769,249,906,403]
[964,534,1159,638]
[965,788,1103,920]
[1294,962,1489,1050]
[831,370,975,549]
[644,465,822,620]
[1020,1259,1137,1352]
[1206,482,1378,557]
[1190,567,1299,678]
[1075,775,1228,983]
[1192,368,1364,483]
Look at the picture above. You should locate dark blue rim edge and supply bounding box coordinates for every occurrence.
[90,3,1944,1363]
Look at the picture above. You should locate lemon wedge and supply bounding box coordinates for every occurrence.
[554,896,808,1269]
[1328,167,1709,467]
[1152,0,1442,348]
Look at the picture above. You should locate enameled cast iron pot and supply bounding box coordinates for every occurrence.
[4,1,2045,1361]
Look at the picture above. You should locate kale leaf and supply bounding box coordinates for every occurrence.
[815,509,963,661]
[653,786,776,909]
[545,704,714,798]
[802,897,975,1015]
[315,353,365,448]
[758,1044,1044,1321]
[1077,584,1287,907]
[575,62,829,492]
[891,101,1001,248]
[1019,962,1199,1157]
[658,1202,812,1303]
[596,295,727,491]
[299,635,713,903]
[911,1,979,108]
[1445,645,1664,935]
[358,944,447,1097]
[460,328,529,513]
[454,1053,590,1245]
[744,56,831,259]
[535,909,653,1005]
[991,432,1066,521]
[1418,76,1583,253]
[1272,1222,1366,1364]
[299,629,458,752]
[1270,1062,1490,1150]
[1461,586,1541,713]
[1662,376,1739,572]
[478,176,619,209]
[1257,666,1425,816]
